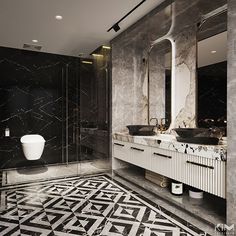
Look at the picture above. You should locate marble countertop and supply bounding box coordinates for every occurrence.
[113,132,227,161]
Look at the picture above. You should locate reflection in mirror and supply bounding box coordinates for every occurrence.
[149,39,171,130]
[197,11,227,136]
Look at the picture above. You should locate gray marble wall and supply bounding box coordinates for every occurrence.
[111,0,226,132]
[227,0,236,226]
[111,3,172,132]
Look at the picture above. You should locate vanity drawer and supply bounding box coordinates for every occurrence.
[150,147,174,178]
[129,143,151,169]
[185,155,225,198]
[113,141,131,162]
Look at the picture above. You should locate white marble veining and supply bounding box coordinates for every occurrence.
[113,132,227,161]
[172,27,197,128]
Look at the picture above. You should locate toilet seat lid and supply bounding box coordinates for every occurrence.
[21,134,45,143]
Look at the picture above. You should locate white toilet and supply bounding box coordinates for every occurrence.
[20,134,45,160]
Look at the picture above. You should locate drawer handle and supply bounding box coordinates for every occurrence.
[186,161,214,169]
[153,152,172,159]
[114,143,125,147]
[130,147,144,152]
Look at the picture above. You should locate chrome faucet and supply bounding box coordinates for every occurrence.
[149,118,159,128]
[160,118,167,133]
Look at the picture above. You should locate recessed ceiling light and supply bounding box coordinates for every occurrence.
[211,50,217,54]
[82,60,93,65]
[55,15,63,20]
[92,54,103,57]
[102,46,111,50]
[32,39,38,43]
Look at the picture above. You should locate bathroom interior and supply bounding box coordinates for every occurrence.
[0,0,235,235]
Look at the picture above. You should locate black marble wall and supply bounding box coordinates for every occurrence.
[0,46,79,169]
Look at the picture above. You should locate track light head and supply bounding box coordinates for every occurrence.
[107,0,146,33]
[113,23,121,32]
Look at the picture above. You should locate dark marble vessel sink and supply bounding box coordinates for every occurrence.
[173,128,221,145]
[176,136,219,145]
[127,125,156,136]
[173,128,208,138]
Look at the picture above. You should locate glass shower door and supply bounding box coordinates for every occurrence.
[79,46,111,177]
[61,60,81,177]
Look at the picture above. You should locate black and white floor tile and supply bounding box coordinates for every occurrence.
[0,175,210,235]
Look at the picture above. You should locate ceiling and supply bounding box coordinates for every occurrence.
[198,31,227,68]
[0,0,164,57]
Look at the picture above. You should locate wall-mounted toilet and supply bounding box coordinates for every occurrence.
[20,134,45,160]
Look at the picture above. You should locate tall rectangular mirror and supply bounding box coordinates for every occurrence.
[197,11,227,136]
[149,39,172,129]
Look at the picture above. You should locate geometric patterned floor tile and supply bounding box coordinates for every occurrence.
[0,220,20,236]
[0,175,211,236]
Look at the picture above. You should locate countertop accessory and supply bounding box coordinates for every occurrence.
[189,187,204,199]
[171,181,183,195]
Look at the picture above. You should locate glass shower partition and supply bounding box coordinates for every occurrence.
[0,45,111,186]
[61,59,80,177]
[79,46,111,176]
[0,51,81,185]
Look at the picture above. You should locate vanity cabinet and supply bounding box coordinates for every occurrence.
[113,141,151,169]
[113,140,226,198]
[185,155,225,197]
[113,141,130,162]
[129,143,151,169]
[150,148,175,178]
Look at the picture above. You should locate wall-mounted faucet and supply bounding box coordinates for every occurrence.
[160,118,168,133]
[179,121,187,128]
[149,118,159,128]
[150,117,168,133]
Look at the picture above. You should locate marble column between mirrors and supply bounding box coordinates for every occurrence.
[227,0,236,226]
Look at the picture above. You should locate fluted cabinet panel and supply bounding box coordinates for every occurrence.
[113,141,226,198]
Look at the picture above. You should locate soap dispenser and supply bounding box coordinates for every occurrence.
[5,127,10,137]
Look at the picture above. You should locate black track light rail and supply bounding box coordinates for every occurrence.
[107,0,146,32]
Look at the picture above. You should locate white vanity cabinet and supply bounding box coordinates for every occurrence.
[113,140,226,198]
[184,155,225,198]
[113,141,151,169]
[150,147,175,179]
[113,141,130,162]
[129,143,151,169]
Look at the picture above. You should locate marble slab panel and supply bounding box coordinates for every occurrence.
[0,46,79,169]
